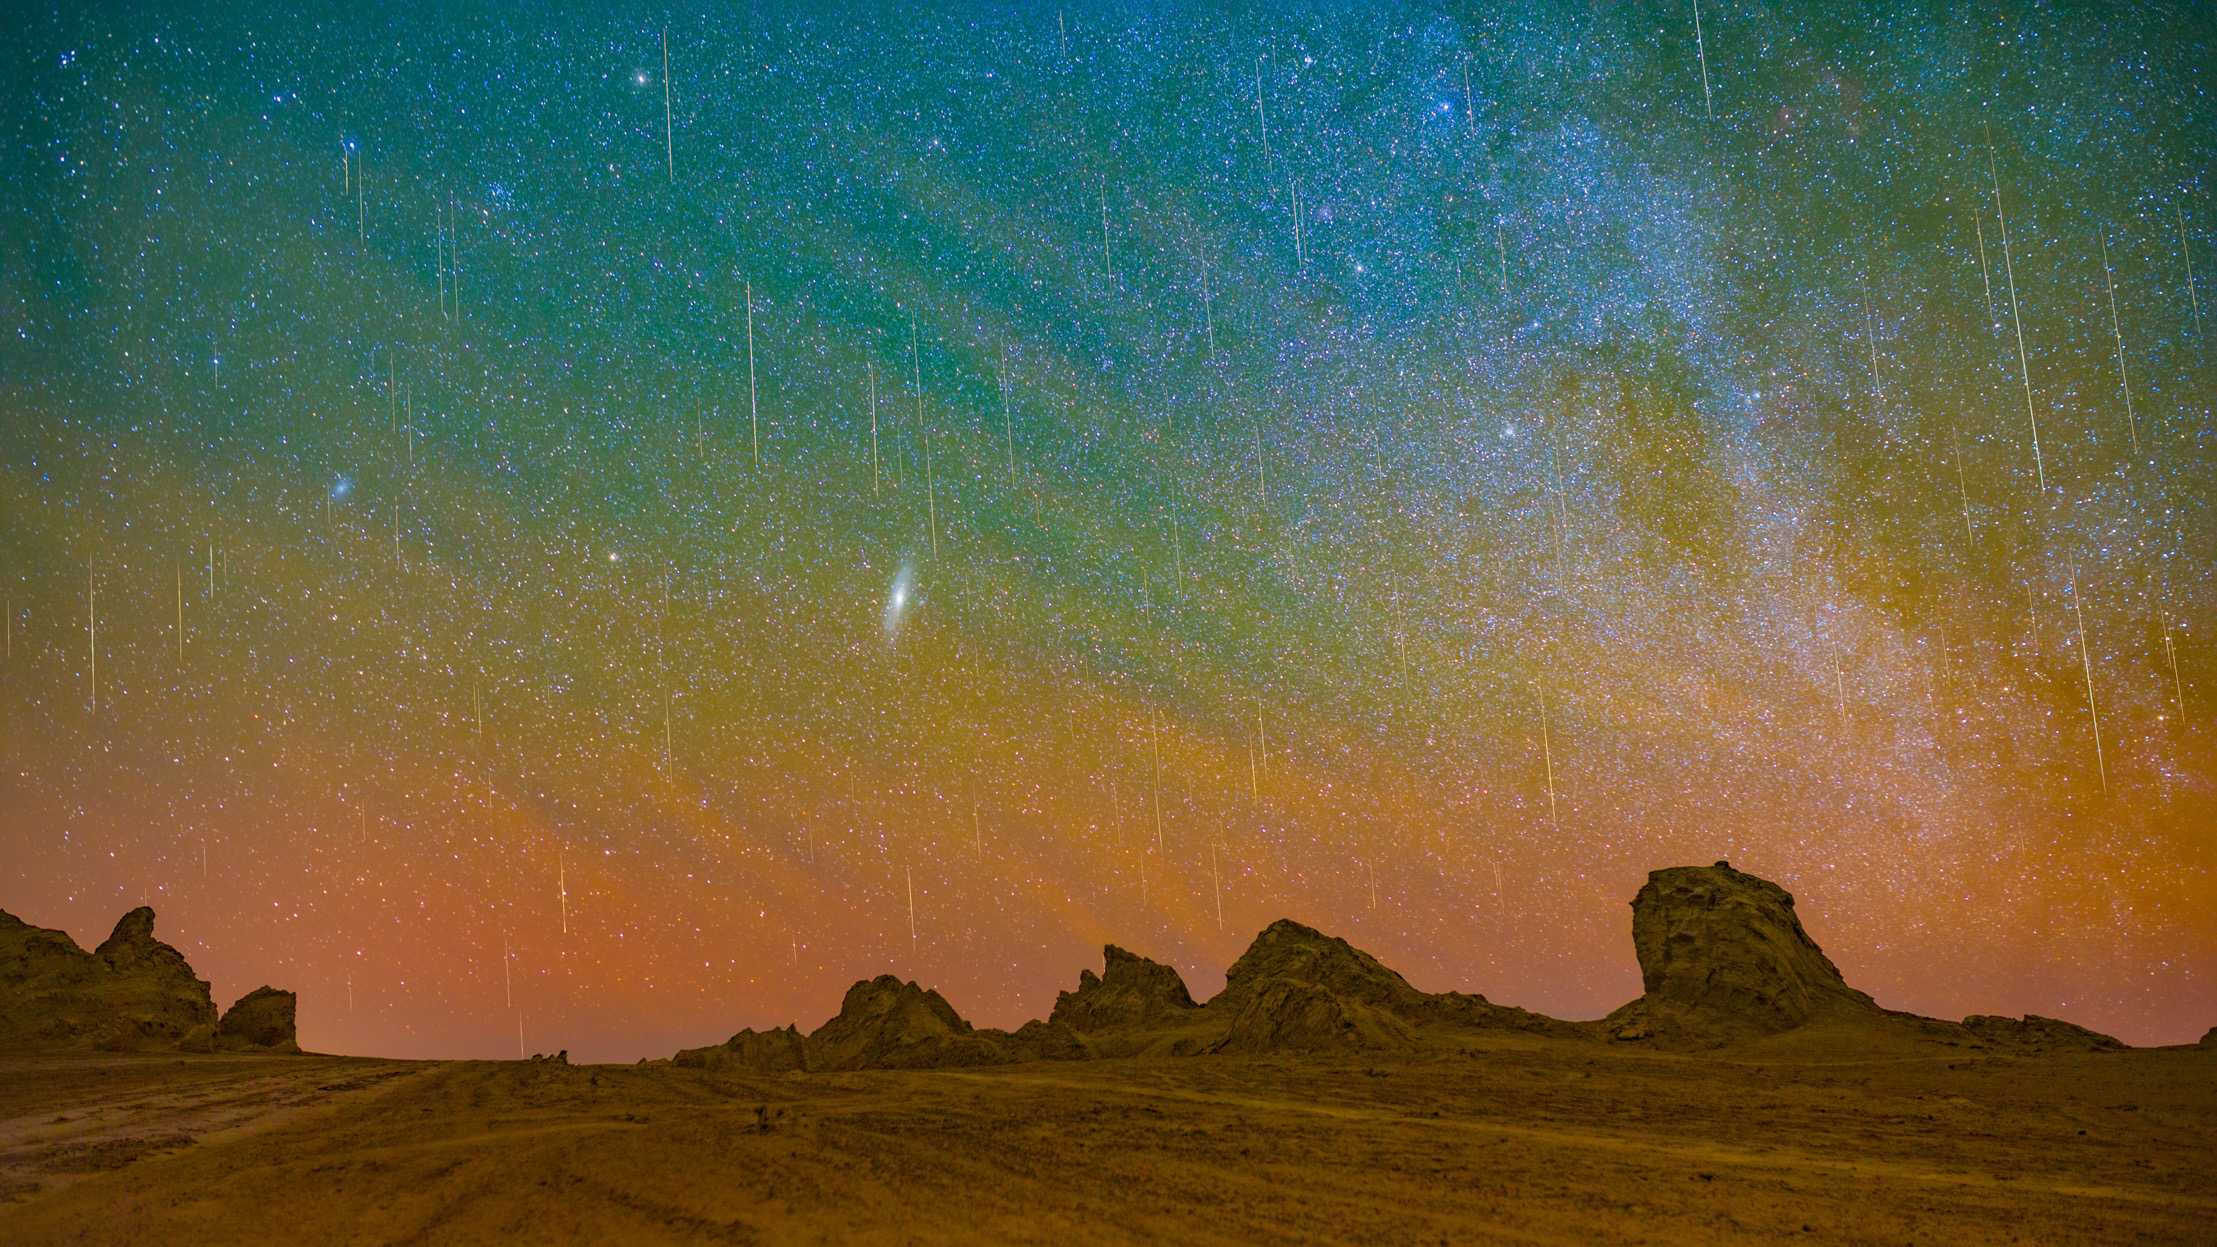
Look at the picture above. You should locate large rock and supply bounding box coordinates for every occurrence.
[1602,861,1875,1044]
[803,975,1011,1071]
[1962,1014,2123,1052]
[1,906,218,1050]
[1201,918,1572,1051]
[673,1025,806,1073]
[1210,919,1433,1051]
[1050,945,1198,1032]
[2201,1026,2216,1049]
[217,986,299,1051]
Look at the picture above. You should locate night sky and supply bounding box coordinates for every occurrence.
[2,2,2212,1061]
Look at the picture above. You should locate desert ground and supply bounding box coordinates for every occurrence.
[4,1035,2212,1245]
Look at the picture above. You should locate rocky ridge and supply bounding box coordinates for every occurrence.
[1,906,298,1052]
[672,860,2162,1073]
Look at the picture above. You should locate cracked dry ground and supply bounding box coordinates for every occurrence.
[2,1038,2211,1244]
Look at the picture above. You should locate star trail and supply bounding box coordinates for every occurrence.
[1,3,2211,1061]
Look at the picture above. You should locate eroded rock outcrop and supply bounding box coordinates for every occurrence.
[1211,919,1434,1051]
[673,1025,807,1073]
[1050,945,1198,1032]
[217,986,300,1051]
[1207,919,1575,1052]
[2,906,218,1050]
[1,906,301,1053]
[1603,861,1876,1044]
[804,975,1012,1071]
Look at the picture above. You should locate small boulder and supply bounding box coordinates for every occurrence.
[217,986,299,1051]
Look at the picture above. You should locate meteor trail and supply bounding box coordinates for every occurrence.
[1984,126,2046,494]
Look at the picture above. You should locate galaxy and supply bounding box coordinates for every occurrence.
[1,2,2211,1062]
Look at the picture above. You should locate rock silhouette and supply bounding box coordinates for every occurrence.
[670,860,2162,1072]
[1,906,297,1053]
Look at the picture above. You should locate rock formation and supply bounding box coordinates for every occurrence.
[668,860,2147,1072]
[217,986,300,1051]
[1,906,298,1053]
[3,906,218,1050]
[1962,1014,2123,1052]
[1603,861,1877,1044]
[803,976,1012,1071]
[1050,945,1198,1033]
[673,1025,806,1073]
[1209,918,1575,1052]
[1210,919,1437,1051]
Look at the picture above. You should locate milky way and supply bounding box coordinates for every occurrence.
[2,3,2212,1060]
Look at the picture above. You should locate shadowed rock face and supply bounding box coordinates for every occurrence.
[2,907,218,1050]
[1605,861,1875,1043]
[1050,945,1197,1033]
[218,987,299,1051]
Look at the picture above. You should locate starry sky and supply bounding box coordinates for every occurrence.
[2,2,2212,1061]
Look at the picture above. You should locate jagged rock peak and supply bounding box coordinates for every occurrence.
[803,975,1010,1071]
[832,975,971,1033]
[97,906,162,956]
[1050,944,1197,1032]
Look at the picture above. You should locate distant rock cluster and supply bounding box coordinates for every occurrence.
[672,860,2173,1075]
[0,906,296,1053]
[8,861,2191,1070]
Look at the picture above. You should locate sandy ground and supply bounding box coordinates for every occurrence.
[2,1039,2212,1244]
